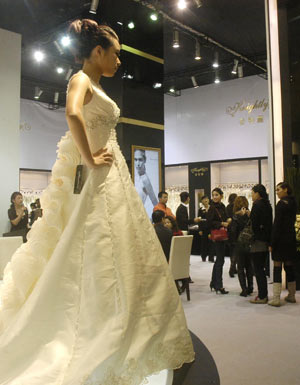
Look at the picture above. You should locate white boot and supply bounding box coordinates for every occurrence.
[285,281,296,303]
[268,283,282,307]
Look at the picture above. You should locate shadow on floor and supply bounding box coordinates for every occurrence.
[173,331,220,385]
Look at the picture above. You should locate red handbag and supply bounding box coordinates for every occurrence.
[210,207,228,241]
[210,227,228,241]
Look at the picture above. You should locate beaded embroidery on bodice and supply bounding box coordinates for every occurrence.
[82,77,120,153]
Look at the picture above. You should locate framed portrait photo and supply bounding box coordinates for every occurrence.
[132,145,162,218]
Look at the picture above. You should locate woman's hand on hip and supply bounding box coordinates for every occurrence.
[91,147,113,168]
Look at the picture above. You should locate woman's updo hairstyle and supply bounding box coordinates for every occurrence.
[212,187,224,197]
[252,183,269,200]
[68,19,119,61]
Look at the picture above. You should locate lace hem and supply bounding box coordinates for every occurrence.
[0,131,80,334]
[81,336,195,385]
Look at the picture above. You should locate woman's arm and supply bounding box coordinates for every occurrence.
[66,74,113,169]
[141,174,158,206]
[9,207,25,226]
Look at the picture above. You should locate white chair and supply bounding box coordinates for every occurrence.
[0,236,23,279]
[169,235,193,301]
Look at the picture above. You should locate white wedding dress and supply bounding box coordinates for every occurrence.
[0,71,194,385]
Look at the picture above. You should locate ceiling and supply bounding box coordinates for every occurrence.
[0,0,299,107]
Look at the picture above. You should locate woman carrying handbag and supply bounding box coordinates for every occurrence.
[207,188,231,294]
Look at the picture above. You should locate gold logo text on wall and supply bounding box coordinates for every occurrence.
[226,98,269,125]
[191,167,208,177]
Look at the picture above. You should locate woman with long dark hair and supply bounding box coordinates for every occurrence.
[249,184,273,304]
[268,182,297,306]
[164,215,183,236]
[207,187,231,294]
[0,19,194,384]
[7,191,29,242]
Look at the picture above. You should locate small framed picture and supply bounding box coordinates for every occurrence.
[132,145,162,218]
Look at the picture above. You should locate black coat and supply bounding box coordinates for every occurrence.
[176,204,194,231]
[154,223,173,262]
[250,199,273,243]
[231,214,249,243]
[207,202,228,230]
[198,207,209,232]
[271,195,297,261]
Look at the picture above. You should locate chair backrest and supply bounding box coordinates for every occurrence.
[169,235,193,280]
[0,236,23,279]
[181,230,188,236]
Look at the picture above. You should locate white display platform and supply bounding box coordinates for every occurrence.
[143,369,173,385]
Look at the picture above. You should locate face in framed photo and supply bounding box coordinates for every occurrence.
[132,145,162,218]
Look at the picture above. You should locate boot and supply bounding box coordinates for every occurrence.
[268,283,282,307]
[285,281,296,303]
[238,270,247,295]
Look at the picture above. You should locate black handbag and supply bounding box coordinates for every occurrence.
[237,219,254,252]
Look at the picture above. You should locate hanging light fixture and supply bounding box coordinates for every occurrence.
[54,92,59,104]
[177,0,187,10]
[34,50,45,63]
[89,0,99,14]
[212,51,219,68]
[61,36,71,47]
[54,41,64,55]
[191,76,199,88]
[214,70,220,84]
[173,29,180,48]
[194,40,201,60]
[150,13,158,21]
[193,0,203,7]
[128,21,135,29]
[65,67,73,81]
[34,86,43,100]
[238,64,244,78]
[231,59,239,75]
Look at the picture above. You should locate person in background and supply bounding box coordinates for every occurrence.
[249,184,273,304]
[231,196,254,297]
[153,191,176,219]
[226,193,238,277]
[176,192,201,231]
[198,195,214,263]
[29,202,37,226]
[152,210,173,262]
[164,216,183,236]
[268,182,297,306]
[207,188,231,294]
[7,192,30,242]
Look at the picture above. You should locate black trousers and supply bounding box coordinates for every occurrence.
[251,251,268,299]
[201,230,214,261]
[237,247,253,291]
[211,241,226,289]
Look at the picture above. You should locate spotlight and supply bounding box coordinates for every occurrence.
[194,0,203,7]
[169,87,175,93]
[150,13,158,21]
[34,50,45,63]
[65,67,73,81]
[214,71,220,84]
[212,51,219,68]
[128,21,135,29]
[178,0,187,10]
[153,82,162,89]
[117,21,123,26]
[127,74,134,79]
[56,67,64,74]
[34,86,43,100]
[61,36,70,47]
[191,76,199,88]
[238,64,244,78]
[173,29,180,48]
[195,40,201,60]
[232,59,239,75]
[54,92,59,104]
[54,41,64,55]
[89,0,99,14]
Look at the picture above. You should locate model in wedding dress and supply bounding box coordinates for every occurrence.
[0,19,194,385]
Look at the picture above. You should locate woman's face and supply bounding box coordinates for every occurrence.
[13,194,23,206]
[164,218,172,230]
[251,190,260,202]
[202,197,209,207]
[97,38,121,77]
[276,185,288,200]
[212,191,222,203]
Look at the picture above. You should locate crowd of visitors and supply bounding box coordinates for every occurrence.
[151,183,298,305]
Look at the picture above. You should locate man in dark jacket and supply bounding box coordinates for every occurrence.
[152,210,173,262]
[176,192,201,231]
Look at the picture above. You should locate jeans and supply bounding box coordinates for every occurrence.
[211,241,226,289]
[251,251,268,299]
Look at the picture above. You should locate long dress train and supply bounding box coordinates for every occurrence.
[0,71,194,385]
